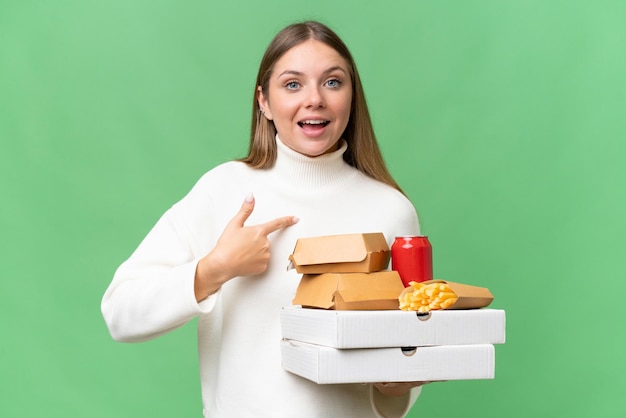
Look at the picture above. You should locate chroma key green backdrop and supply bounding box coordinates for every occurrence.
[1,1,625,417]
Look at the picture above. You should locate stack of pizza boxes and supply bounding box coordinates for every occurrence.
[280,232,506,384]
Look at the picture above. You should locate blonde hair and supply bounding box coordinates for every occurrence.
[240,21,404,193]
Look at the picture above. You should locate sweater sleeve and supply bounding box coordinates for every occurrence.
[101,178,220,342]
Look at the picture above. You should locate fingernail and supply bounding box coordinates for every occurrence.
[292,216,300,223]
[245,193,254,203]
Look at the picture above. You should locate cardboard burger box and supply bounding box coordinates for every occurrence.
[281,340,495,384]
[281,306,506,349]
[288,232,390,274]
[292,271,405,311]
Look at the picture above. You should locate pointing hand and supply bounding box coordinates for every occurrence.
[194,194,299,301]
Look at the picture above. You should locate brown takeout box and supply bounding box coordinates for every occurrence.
[399,280,494,310]
[293,271,405,310]
[288,233,390,274]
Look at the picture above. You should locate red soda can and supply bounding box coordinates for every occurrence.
[391,236,433,287]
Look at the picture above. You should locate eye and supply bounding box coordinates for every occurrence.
[285,81,301,90]
[325,78,342,88]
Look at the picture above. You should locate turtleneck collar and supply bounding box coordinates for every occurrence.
[268,135,357,191]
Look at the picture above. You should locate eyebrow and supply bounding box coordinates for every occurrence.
[278,66,348,78]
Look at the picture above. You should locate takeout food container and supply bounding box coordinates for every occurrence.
[280,306,506,348]
[399,280,494,310]
[292,271,405,310]
[288,233,390,274]
[281,340,496,384]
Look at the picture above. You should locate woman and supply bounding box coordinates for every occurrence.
[102,20,426,417]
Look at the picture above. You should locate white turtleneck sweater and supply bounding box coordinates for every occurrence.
[102,137,422,417]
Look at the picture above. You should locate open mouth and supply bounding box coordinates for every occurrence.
[298,120,330,128]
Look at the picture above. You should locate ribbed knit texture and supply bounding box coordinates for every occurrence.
[271,137,356,191]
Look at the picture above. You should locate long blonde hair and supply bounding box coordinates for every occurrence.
[240,21,404,194]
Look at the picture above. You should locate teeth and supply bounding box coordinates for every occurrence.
[302,120,327,125]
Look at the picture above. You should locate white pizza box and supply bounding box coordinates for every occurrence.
[281,340,495,384]
[280,306,506,349]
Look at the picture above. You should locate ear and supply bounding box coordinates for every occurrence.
[257,86,273,121]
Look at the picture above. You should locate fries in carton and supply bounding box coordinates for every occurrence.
[399,280,493,312]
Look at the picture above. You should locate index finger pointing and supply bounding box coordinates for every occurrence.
[259,216,299,235]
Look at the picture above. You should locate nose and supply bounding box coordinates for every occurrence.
[305,86,325,109]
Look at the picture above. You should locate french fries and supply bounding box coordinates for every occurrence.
[399,281,459,312]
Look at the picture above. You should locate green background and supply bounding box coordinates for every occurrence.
[2,0,625,416]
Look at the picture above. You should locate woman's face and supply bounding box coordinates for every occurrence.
[258,39,352,157]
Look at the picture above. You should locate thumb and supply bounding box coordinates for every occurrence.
[230,193,255,227]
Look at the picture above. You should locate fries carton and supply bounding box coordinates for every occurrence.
[288,233,390,274]
[292,271,405,310]
[399,280,494,311]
